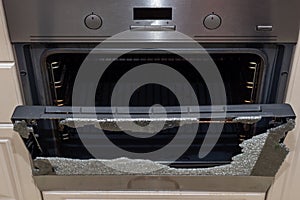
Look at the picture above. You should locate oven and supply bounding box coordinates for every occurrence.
[3,0,300,193]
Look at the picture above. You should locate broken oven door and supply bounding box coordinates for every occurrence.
[11,104,295,176]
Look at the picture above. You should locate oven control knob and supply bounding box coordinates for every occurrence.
[203,14,222,30]
[84,13,102,30]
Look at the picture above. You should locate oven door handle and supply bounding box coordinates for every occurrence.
[11,104,296,121]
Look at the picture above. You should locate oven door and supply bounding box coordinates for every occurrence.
[11,104,295,177]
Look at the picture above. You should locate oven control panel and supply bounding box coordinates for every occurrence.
[3,0,300,43]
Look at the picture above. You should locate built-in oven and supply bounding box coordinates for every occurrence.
[3,0,300,193]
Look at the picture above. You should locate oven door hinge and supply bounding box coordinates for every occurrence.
[13,120,34,139]
[13,120,43,153]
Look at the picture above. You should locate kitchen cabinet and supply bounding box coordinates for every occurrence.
[0,125,41,200]
[0,0,13,61]
[0,137,22,200]
[0,62,23,123]
[0,0,35,199]
[0,0,22,123]
[43,191,265,200]
[266,29,300,200]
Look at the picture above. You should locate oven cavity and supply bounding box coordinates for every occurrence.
[46,52,264,107]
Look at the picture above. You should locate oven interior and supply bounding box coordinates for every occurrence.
[46,51,264,107]
[12,44,295,168]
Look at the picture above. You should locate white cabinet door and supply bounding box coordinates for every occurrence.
[43,191,265,200]
[0,138,22,200]
[0,62,23,123]
[0,125,41,200]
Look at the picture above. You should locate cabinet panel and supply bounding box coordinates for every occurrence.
[43,191,265,200]
[0,0,13,61]
[0,139,22,200]
[0,125,41,200]
[0,63,23,123]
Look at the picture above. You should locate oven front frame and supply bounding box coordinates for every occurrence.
[13,43,295,107]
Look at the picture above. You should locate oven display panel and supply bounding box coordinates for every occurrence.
[134,8,172,20]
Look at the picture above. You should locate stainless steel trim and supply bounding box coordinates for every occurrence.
[3,0,300,43]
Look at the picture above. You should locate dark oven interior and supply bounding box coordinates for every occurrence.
[14,44,294,168]
[46,51,264,107]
